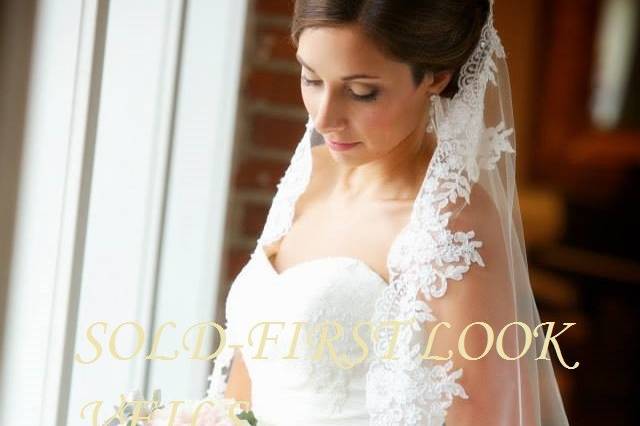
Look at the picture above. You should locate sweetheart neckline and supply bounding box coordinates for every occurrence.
[257,134,439,292]
[257,244,389,287]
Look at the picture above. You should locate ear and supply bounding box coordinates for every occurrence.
[428,70,453,96]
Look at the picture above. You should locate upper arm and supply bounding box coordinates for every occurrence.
[223,348,252,404]
[420,186,537,424]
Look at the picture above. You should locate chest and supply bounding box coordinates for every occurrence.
[271,197,411,283]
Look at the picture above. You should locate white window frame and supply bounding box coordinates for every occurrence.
[0,1,249,425]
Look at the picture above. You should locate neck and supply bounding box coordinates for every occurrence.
[330,129,436,203]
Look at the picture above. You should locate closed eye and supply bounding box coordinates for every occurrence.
[301,76,379,102]
[301,76,321,87]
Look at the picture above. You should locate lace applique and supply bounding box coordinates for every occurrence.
[213,1,517,423]
[305,305,354,413]
[366,1,516,424]
[303,260,381,414]
[257,120,313,247]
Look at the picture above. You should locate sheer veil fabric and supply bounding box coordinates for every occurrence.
[208,0,572,424]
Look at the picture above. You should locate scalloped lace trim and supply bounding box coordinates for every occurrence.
[365,2,515,424]
[206,2,516,424]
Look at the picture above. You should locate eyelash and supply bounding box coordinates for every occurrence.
[300,76,379,102]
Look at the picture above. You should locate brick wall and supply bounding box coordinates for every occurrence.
[216,0,301,322]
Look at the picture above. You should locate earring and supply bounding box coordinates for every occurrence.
[426,94,438,134]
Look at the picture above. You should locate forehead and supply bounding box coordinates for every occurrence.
[296,25,401,75]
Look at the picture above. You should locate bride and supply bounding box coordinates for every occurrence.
[207,0,571,425]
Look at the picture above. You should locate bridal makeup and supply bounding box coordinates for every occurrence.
[325,139,362,151]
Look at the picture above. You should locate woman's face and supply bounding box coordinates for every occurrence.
[296,24,447,164]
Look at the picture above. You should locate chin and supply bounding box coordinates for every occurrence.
[325,144,374,166]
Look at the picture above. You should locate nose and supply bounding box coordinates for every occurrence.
[312,89,346,136]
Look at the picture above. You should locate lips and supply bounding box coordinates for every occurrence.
[329,140,358,145]
[325,138,361,152]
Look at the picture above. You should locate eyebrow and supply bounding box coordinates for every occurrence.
[295,54,381,81]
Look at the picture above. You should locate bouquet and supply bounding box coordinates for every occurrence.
[105,389,257,426]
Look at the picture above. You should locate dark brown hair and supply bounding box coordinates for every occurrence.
[290,0,490,98]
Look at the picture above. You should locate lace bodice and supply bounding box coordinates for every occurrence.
[207,243,390,425]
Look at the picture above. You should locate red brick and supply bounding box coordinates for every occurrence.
[256,0,294,16]
[245,69,301,106]
[242,201,270,237]
[252,114,305,151]
[234,157,287,191]
[255,27,296,62]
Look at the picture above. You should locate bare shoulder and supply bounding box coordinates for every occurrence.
[450,183,500,230]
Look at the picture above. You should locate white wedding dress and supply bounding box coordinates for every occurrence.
[215,241,388,426]
[205,2,573,422]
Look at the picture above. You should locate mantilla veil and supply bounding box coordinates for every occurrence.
[208,0,572,424]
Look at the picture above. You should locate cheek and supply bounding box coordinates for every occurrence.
[300,85,423,150]
[360,102,416,148]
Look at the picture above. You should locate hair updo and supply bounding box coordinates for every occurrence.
[290,0,491,99]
